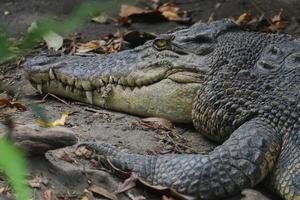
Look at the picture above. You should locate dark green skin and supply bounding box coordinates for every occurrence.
[25,20,300,200]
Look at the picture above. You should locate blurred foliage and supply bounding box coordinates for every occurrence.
[0,1,136,199]
[0,0,136,63]
[0,138,29,200]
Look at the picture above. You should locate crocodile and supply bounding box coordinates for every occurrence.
[24,19,300,200]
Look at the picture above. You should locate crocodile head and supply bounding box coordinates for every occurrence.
[24,20,236,123]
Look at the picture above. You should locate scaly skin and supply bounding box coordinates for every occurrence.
[24,20,300,200]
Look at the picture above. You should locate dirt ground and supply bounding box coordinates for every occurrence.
[1,0,300,199]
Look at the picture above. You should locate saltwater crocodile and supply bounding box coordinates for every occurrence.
[24,19,300,200]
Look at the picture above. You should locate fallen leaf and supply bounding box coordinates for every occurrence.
[133,117,173,131]
[81,196,89,200]
[27,21,63,51]
[36,111,69,128]
[44,189,52,200]
[270,8,289,31]
[119,5,153,18]
[116,173,138,194]
[28,175,49,188]
[43,31,64,51]
[75,145,93,159]
[235,12,252,26]
[0,98,27,111]
[76,40,106,53]
[88,185,118,200]
[158,3,181,21]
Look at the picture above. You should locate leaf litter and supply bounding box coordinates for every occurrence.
[234,8,289,33]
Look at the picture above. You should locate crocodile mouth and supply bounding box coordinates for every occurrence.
[24,49,207,123]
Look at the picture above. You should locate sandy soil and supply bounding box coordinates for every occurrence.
[1,0,300,199]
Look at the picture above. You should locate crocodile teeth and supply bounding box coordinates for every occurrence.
[37,84,43,94]
[99,79,104,86]
[109,76,114,84]
[85,91,93,104]
[49,69,55,80]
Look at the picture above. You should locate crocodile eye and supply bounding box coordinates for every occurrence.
[154,39,168,50]
[153,35,175,51]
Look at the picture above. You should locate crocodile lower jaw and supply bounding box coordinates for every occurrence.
[30,78,201,123]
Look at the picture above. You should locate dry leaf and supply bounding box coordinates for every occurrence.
[43,31,64,51]
[158,3,181,21]
[81,196,90,200]
[116,173,138,194]
[36,111,69,128]
[76,40,106,53]
[270,8,289,31]
[44,189,52,200]
[75,145,93,159]
[119,5,153,18]
[133,117,173,131]
[28,175,49,188]
[118,3,190,24]
[88,185,118,200]
[0,98,27,111]
[235,13,252,26]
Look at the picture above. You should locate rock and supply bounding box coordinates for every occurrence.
[11,124,77,155]
[241,189,271,200]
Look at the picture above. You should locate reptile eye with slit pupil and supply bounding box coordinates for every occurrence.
[154,39,168,50]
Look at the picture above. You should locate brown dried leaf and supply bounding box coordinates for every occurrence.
[133,117,173,131]
[270,9,289,31]
[235,12,252,26]
[76,40,106,53]
[271,8,284,23]
[28,175,49,188]
[81,196,89,200]
[116,173,138,194]
[75,146,93,159]
[44,189,52,200]
[0,98,10,106]
[119,5,153,18]
[158,3,180,21]
[0,98,27,111]
[88,185,118,200]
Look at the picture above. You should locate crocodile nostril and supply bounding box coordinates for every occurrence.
[270,46,280,54]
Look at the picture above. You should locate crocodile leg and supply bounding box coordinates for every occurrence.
[78,118,281,199]
[267,130,300,200]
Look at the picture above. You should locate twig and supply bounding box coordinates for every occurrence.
[164,132,198,153]
[85,107,110,115]
[47,93,70,107]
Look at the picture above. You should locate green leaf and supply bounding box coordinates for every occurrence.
[0,139,30,200]
[43,31,63,51]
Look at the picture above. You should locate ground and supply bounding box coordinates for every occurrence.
[0,0,299,199]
